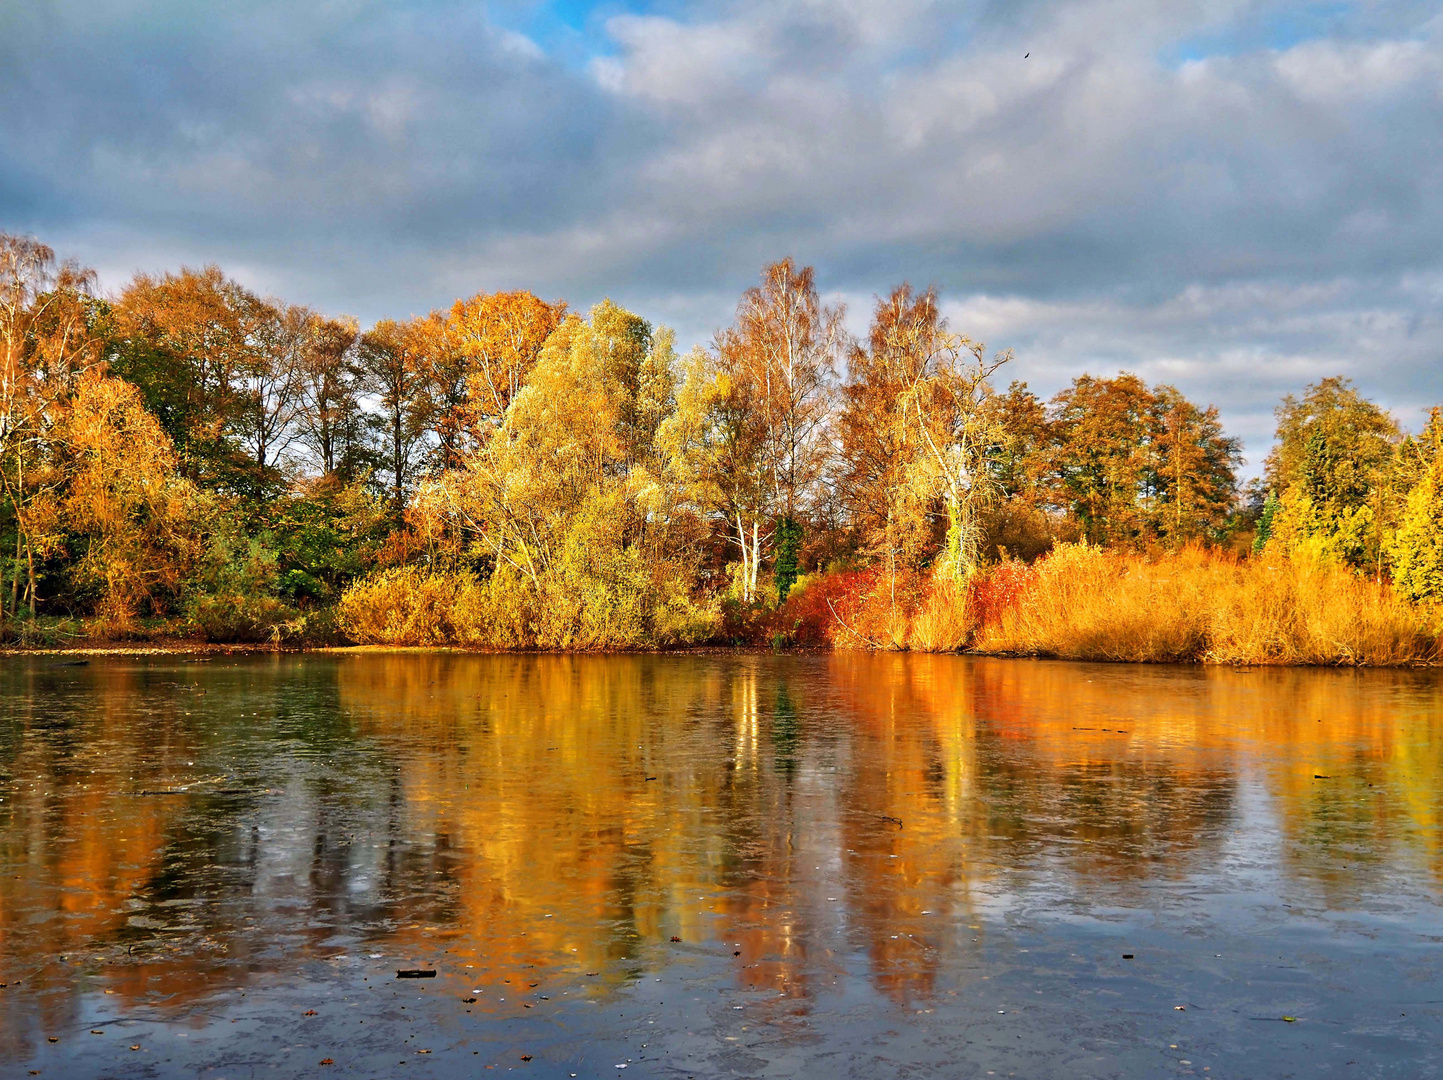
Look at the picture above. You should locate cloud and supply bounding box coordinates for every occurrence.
[1,0,1440,469]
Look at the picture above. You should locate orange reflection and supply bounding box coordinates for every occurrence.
[0,653,1439,1056]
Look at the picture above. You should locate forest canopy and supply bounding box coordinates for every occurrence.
[3,233,1440,661]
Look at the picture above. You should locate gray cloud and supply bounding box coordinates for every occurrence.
[2,0,1440,468]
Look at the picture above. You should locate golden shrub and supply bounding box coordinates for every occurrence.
[337,567,469,646]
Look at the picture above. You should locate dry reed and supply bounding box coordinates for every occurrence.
[974,543,1436,666]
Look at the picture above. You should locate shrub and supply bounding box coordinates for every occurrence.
[973,543,1211,662]
[1207,555,1433,665]
[188,593,297,644]
[337,567,470,646]
[338,558,720,650]
[780,566,971,652]
[907,576,972,652]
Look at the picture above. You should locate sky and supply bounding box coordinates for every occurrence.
[2,0,1440,472]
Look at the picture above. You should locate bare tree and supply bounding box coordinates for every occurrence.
[356,319,431,505]
[293,312,363,479]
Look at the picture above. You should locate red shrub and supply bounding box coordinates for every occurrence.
[966,560,1036,633]
[779,569,881,646]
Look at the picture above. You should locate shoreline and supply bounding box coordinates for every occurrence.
[1,641,1438,667]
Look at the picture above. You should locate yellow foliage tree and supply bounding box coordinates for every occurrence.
[405,301,709,648]
[1,234,103,617]
[1388,410,1443,604]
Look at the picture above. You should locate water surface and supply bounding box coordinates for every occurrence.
[2,653,1441,1078]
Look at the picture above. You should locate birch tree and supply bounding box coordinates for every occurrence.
[839,283,1009,581]
[0,234,103,617]
[714,259,842,601]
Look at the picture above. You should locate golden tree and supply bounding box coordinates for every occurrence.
[414,302,700,646]
[1388,409,1443,602]
[441,291,565,433]
[55,372,208,629]
[1262,377,1399,571]
[660,345,771,601]
[1148,385,1241,542]
[0,234,103,617]
[111,265,269,490]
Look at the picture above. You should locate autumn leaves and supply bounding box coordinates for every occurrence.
[6,229,1440,652]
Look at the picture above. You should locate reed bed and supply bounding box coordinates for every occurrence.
[973,544,1436,666]
[338,544,1436,665]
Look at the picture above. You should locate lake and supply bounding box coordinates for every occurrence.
[1,652,1440,1078]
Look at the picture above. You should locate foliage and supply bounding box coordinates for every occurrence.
[337,560,718,650]
[251,477,393,603]
[1388,412,1443,604]
[773,516,803,603]
[836,284,1010,580]
[1261,377,1399,571]
[52,372,213,631]
[1252,489,1280,553]
[3,230,1441,663]
[1045,375,1241,545]
[339,566,476,646]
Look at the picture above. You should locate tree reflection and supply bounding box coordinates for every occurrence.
[0,653,1440,1056]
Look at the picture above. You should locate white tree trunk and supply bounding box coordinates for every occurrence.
[749,520,761,600]
[736,509,751,603]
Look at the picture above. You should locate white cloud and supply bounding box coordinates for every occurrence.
[498,29,544,62]
[1274,37,1440,103]
[596,14,762,107]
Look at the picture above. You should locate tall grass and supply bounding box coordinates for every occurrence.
[337,545,1436,664]
[974,543,1436,666]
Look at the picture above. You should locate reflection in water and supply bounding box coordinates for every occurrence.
[1,654,1441,1073]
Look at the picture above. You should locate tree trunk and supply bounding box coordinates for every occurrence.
[393,406,404,504]
[735,510,750,603]
[6,530,18,618]
[749,521,761,601]
[25,537,36,619]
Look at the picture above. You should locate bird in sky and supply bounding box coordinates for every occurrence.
[1024,52,1030,58]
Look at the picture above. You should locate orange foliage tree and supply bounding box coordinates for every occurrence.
[52,372,208,628]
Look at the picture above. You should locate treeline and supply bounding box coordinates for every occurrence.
[2,233,1440,659]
